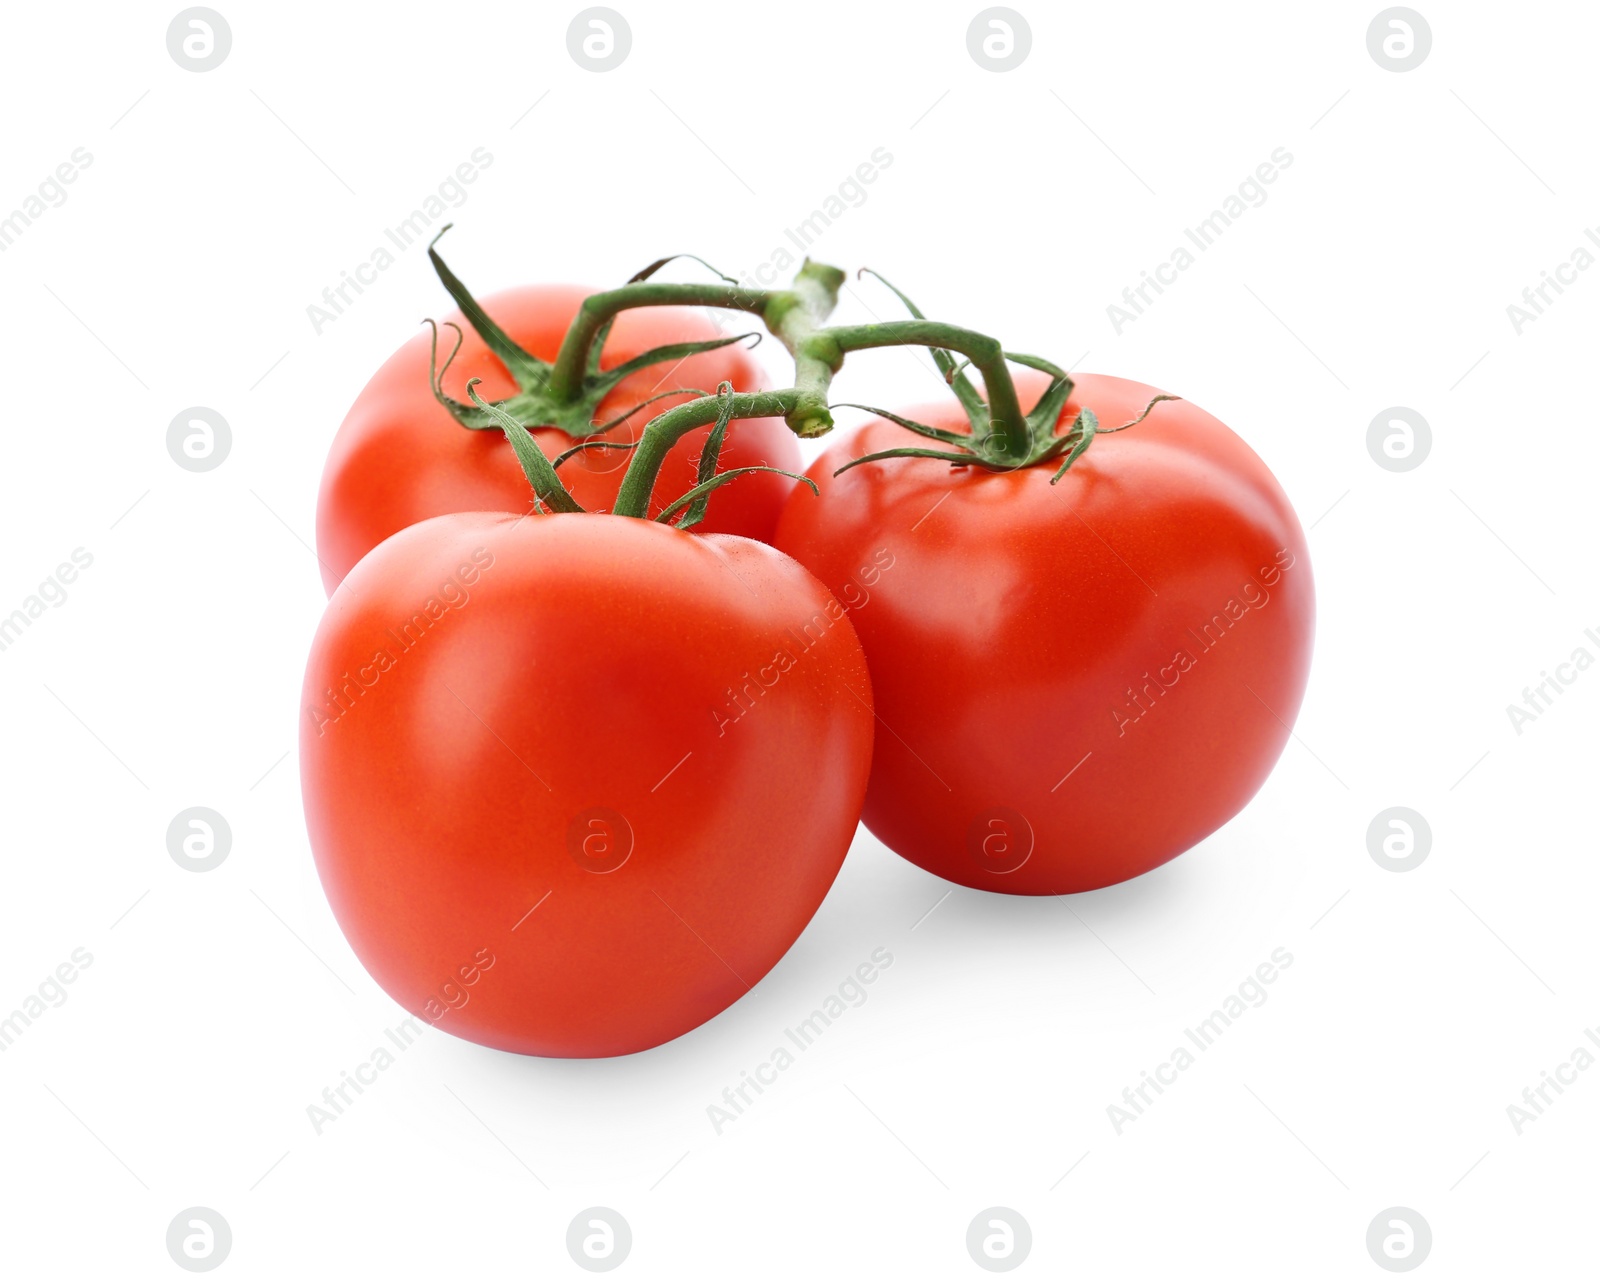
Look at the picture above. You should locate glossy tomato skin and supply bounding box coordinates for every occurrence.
[315,286,798,595]
[774,372,1314,895]
[300,512,873,1057]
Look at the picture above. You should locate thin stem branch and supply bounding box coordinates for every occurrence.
[540,258,1043,519]
[610,391,800,519]
[545,283,775,402]
[826,321,1029,461]
[610,262,845,516]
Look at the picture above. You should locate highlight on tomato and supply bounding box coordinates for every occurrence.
[300,382,874,1057]
[314,231,803,595]
[775,335,1314,896]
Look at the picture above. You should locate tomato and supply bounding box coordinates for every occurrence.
[773,371,1314,895]
[300,512,873,1057]
[314,286,797,594]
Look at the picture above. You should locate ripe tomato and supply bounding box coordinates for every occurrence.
[774,371,1314,895]
[314,286,797,594]
[300,512,873,1057]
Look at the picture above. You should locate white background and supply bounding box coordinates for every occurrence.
[1,0,1595,1275]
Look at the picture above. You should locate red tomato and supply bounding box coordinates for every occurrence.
[300,512,873,1057]
[314,287,797,594]
[774,371,1314,895]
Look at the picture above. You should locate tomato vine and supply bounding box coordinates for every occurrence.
[421,227,1179,522]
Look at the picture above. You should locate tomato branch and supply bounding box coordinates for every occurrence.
[608,265,1056,511]
[609,390,800,520]
[425,229,1074,523]
[543,279,776,403]
[825,321,1030,463]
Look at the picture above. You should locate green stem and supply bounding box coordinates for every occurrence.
[768,261,846,438]
[544,282,775,403]
[826,321,1029,462]
[543,255,1057,520]
[609,261,845,517]
[611,391,799,519]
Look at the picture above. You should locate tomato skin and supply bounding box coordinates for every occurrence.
[300,512,873,1057]
[314,286,797,595]
[773,372,1314,895]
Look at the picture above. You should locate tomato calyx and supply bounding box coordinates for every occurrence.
[830,391,1182,482]
[814,269,1181,481]
[462,381,585,513]
[424,226,772,441]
